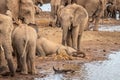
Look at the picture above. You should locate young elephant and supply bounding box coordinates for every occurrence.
[36,37,85,57]
[12,24,37,75]
[57,3,88,51]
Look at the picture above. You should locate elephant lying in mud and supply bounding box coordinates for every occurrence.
[12,24,37,74]
[36,37,85,58]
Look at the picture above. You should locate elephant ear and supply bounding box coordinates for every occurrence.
[72,7,82,27]
[57,5,64,16]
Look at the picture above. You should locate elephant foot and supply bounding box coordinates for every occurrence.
[1,72,10,76]
[31,70,37,75]
[1,71,15,77]
[16,68,21,72]
[20,71,28,75]
[0,66,7,73]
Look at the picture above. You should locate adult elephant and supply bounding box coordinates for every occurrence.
[50,0,72,27]
[12,23,37,75]
[72,0,106,31]
[0,11,15,76]
[58,4,88,51]
[0,0,35,24]
[19,0,36,24]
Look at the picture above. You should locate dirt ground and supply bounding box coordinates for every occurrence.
[1,17,120,80]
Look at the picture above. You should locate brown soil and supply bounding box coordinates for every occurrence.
[1,17,120,80]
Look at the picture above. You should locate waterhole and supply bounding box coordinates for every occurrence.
[34,51,120,80]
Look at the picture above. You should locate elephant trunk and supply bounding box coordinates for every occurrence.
[62,25,69,46]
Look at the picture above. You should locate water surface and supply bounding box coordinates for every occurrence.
[35,51,120,80]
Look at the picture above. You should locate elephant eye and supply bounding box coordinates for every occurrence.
[26,10,30,14]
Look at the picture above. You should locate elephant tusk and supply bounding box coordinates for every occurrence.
[0,45,4,52]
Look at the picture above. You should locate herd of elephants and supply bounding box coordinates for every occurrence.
[0,0,120,77]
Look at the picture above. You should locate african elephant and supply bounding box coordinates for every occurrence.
[12,24,37,74]
[19,0,35,24]
[0,0,35,24]
[107,0,120,17]
[0,12,15,76]
[57,4,88,51]
[36,37,85,57]
[105,3,116,18]
[50,0,72,20]
[72,0,106,31]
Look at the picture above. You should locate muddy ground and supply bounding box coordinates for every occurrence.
[1,17,120,80]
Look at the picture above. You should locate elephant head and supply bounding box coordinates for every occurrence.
[19,0,35,24]
[58,4,88,50]
[0,0,36,25]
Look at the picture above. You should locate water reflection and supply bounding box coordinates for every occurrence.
[34,74,63,80]
[99,25,120,32]
[82,51,120,80]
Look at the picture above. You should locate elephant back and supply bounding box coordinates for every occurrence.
[12,24,37,42]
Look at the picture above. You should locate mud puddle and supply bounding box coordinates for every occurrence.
[99,25,120,32]
[34,51,120,80]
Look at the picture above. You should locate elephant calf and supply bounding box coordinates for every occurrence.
[36,37,85,57]
[57,3,88,51]
[12,24,37,75]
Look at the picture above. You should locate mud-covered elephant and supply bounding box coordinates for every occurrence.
[57,4,88,51]
[12,24,37,74]
[36,37,85,57]
[0,11,15,76]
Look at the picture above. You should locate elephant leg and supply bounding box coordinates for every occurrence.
[3,42,15,76]
[27,55,31,73]
[17,41,28,74]
[67,30,72,47]
[20,52,28,74]
[28,42,36,74]
[62,27,68,46]
[16,51,22,72]
[37,46,46,57]
[93,17,100,31]
[77,34,82,51]
[0,46,7,67]
[71,27,79,50]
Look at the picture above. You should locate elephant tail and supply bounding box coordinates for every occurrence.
[22,26,29,58]
[22,39,28,58]
[0,45,4,52]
